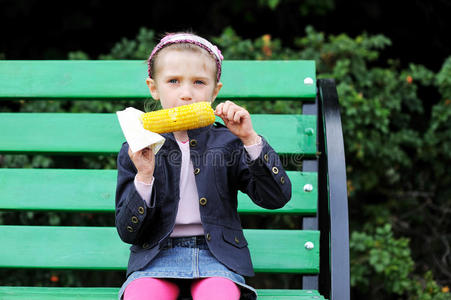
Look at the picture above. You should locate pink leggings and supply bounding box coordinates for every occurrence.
[123,277,241,300]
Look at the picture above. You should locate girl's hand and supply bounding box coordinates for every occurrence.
[215,100,259,146]
[128,146,155,184]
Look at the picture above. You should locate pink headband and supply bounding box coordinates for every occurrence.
[147,33,224,81]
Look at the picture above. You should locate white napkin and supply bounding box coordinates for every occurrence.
[116,107,165,154]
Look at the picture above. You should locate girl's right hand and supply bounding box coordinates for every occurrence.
[128,146,155,184]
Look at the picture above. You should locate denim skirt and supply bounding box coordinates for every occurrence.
[118,236,257,300]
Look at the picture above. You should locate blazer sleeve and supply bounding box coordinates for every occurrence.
[235,136,292,209]
[115,142,157,244]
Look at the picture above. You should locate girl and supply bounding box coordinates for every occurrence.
[115,33,292,300]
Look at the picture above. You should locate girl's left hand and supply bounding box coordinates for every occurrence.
[214,100,259,146]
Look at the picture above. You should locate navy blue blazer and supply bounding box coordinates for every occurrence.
[115,122,292,278]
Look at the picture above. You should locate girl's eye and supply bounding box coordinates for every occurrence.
[194,80,205,85]
[168,79,178,84]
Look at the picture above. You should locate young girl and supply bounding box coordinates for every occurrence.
[115,32,292,300]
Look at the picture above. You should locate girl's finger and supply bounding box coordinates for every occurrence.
[226,104,240,122]
[222,101,232,117]
[128,147,137,160]
[215,103,224,116]
[145,147,154,160]
[233,110,247,123]
[142,147,151,155]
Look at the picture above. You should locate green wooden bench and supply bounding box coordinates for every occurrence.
[0,60,350,299]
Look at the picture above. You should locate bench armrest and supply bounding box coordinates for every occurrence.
[318,79,351,300]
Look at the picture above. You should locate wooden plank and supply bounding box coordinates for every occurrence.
[0,287,118,300]
[0,169,317,215]
[0,60,316,100]
[0,169,117,212]
[239,171,317,215]
[257,289,325,299]
[0,287,326,300]
[0,113,317,155]
[0,226,320,274]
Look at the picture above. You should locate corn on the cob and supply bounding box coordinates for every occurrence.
[140,102,215,134]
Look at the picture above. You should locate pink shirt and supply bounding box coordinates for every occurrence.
[134,136,263,237]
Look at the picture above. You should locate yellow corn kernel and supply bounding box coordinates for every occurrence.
[140,102,216,134]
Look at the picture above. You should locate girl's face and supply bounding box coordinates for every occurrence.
[146,48,222,109]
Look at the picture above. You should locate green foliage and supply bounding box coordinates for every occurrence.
[68,28,157,61]
[426,57,451,175]
[258,0,281,10]
[351,225,451,299]
[410,271,451,300]
[351,224,414,295]
[436,56,451,99]
[99,28,157,60]
[68,51,90,60]
[293,27,451,298]
[295,27,414,187]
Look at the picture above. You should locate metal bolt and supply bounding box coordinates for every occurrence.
[304,184,313,192]
[304,77,314,85]
[305,241,314,250]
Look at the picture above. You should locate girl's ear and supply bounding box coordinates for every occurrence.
[146,78,160,100]
[211,82,223,103]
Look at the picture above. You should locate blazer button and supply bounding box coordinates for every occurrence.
[272,167,279,174]
[264,153,269,162]
[234,237,240,244]
[189,139,197,147]
[194,168,200,175]
[131,216,139,224]
[206,233,211,241]
[142,242,150,249]
[127,226,134,232]
[138,206,145,215]
[280,176,285,184]
[199,197,207,206]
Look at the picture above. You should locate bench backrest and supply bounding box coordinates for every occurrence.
[0,60,349,298]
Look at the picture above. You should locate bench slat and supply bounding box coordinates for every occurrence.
[0,169,317,215]
[0,113,317,155]
[0,61,316,100]
[0,287,326,300]
[0,226,319,274]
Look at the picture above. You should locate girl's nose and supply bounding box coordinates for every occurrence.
[179,85,193,101]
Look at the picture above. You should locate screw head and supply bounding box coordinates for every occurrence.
[304,184,313,192]
[304,77,314,85]
[304,241,314,250]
